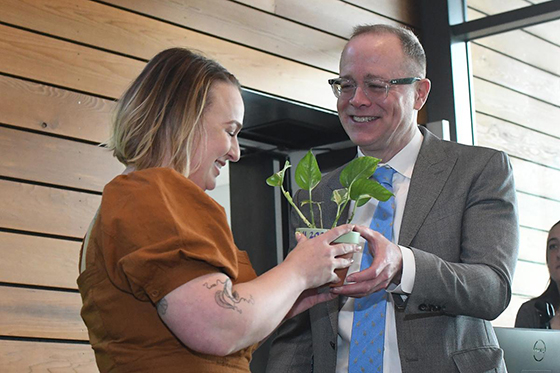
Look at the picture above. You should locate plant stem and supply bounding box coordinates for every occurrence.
[309,189,315,227]
[331,199,349,229]
[347,201,358,225]
[281,186,313,228]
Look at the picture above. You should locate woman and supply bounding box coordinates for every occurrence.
[515,220,560,329]
[77,48,358,372]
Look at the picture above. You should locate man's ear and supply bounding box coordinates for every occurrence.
[413,78,431,110]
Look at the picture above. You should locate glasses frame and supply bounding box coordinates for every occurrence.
[328,77,422,100]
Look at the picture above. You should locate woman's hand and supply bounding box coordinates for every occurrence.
[283,224,359,289]
[284,288,337,319]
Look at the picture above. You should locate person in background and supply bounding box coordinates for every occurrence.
[77,47,359,373]
[266,24,519,373]
[515,220,560,329]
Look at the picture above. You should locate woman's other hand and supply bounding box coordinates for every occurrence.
[283,224,360,289]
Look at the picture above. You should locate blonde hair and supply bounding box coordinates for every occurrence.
[106,48,240,175]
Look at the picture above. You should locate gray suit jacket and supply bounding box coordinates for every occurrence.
[266,127,519,373]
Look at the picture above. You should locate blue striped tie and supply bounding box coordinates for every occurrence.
[349,166,396,373]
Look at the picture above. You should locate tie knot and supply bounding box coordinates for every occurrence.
[373,166,396,188]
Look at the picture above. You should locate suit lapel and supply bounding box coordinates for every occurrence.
[399,127,457,246]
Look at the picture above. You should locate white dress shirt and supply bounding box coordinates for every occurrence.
[336,128,423,373]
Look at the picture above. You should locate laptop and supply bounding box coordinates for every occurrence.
[494,327,560,372]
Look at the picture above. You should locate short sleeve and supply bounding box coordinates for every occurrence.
[98,168,240,303]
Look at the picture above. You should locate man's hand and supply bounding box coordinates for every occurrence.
[330,225,403,298]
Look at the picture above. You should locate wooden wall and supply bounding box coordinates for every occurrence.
[0,0,417,371]
[467,0,560,327]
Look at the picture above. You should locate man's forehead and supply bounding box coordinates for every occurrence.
[340,35,406,76]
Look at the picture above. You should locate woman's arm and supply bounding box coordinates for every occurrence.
[158,224,357,356]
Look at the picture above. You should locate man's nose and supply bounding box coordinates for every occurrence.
[349,85,372,107]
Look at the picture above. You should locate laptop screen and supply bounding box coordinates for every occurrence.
[494,327,560,373]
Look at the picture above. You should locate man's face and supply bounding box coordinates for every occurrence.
[337,33,429,161]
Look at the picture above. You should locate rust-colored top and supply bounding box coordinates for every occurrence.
[77,167,258,372]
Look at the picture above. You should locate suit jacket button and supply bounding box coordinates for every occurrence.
[330,341,335,349]
[419,303,428,311]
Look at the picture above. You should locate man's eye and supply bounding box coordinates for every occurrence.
[366,82,386,91]
[339,82,355,91]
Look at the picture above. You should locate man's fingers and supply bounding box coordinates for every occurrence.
[329,281,384,298]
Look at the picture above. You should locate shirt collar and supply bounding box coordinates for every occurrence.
[357,126,423,179]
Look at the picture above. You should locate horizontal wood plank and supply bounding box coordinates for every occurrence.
[476,112,560,170]
[0,1,337,110]
[0,126,123,192]
[468,0,537,17]
[272,0,407,39]
[471,43,560,107]
[0,232,80,289]
[344,0,420,27]
[0,24,141,99]
[524,18,560,47]
[0,179,100,239]
[235,0,275,13]
[104,0,345,72]
[517,191,560,232]
[467,5,560,60]
[0,286,87,340]
[475,29,560,77]
[519,226,548,264]
[0,339,97,373]
[511,260,550,298]
[473,78,560,139]
[510,157,560,202]
[0,75,114,143]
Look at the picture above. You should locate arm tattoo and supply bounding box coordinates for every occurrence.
[157,297,168,316]
[203,278,254,314]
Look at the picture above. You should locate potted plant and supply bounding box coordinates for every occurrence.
[266,150,393,285]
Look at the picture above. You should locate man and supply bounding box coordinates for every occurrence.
[266,24,518,372]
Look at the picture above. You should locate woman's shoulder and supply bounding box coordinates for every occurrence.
[105,167,218,206]
[101,167,227,230]
[105,167,198,193]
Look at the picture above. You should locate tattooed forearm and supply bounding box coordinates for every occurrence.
[157,297,168,316]
[203,278,254,314]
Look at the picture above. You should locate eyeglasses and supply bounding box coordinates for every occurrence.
[328,77,421,101]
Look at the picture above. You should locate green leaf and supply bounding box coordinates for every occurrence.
[339,156,380,188]
[295,150,322,191]
[266,160,291,187]
[349,178,393,204]
[331,188,349,205]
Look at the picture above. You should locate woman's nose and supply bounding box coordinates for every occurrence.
[228,137,241,162]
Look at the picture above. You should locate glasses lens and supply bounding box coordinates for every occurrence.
[330,80,342,98]
[331,79,356,99]
[330,79,390,100]
[364,80,389,99]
